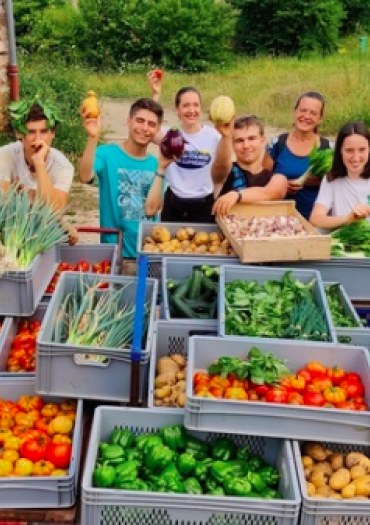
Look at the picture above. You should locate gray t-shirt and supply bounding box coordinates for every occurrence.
[316,175,370,220]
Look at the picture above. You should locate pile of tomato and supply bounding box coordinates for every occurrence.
[6,318,41,373]
[0,396,76,477]
[193,360,368,411]
[45,258,112,294]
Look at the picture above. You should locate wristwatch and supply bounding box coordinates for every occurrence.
[155,171,165,179]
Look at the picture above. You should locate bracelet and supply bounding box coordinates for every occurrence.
[155,171,165,179]
[235,190,242,203]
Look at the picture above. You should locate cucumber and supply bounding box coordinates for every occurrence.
[185,299,211,310]
[188,269,203,300]
[171,295,197,318]
[201,274,219,293]
[172,276,192,300]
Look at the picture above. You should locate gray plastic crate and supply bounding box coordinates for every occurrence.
[162,257,238,324]
[81,406,301,525]
[219,265,336,343]
[0,317,11,350]
[0,304,47,376]
[324,281,362,330]
[0,245,58,316]
[0,377,83,508]
[147,320,217,410]
[185,336,370,444]
[293,440,370,525]
[336,328,370,347]
[36,272,158,402]
[281,260,370,300]
[42,243,119,301]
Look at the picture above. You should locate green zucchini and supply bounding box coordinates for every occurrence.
[172,276,192,300]
[188,269,204,300]
[171,295,197,318]
[201,274,219,293]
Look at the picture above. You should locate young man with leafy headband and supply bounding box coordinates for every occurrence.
[0,100,74,212]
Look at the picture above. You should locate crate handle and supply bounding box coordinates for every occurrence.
[77,227,123,273]
[189,330,218,337]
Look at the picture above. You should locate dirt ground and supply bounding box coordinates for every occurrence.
[68,98,287,244]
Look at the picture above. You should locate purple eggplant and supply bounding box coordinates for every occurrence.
[160,127,186,159]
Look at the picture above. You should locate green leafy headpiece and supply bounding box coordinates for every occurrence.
[8,98,62,135]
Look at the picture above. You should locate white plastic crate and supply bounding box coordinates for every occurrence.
[293,441,370,525]
[185,336,370,444]
[147,320,217,410]
[336,328,370,347]
[0,245,58,316]
[42,243,119,301]
[218,265,336,343]
[81,407,301,525]
[324,282,362,330]
[36,272,158,403]
[0,378,83,508]
[0,304,47,377]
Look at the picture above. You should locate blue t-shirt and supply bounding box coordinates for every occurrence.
[269,140,330,220]
[94,144,158,258]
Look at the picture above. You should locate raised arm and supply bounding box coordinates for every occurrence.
[79,116,101,183]
[211,121,234,184]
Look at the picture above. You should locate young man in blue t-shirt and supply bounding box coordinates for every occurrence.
[79,98,165,273]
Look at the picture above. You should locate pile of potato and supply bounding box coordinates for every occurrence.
[142,225,236,256]
[153,353,187,408]
[302,442,370,499]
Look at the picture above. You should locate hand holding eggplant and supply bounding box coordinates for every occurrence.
[160,127,186,160]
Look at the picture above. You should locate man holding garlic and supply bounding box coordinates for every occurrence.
[211,115,288,216]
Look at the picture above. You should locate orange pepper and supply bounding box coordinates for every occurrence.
[52,434,72,445]
[41,403,60,418]
[32,460,55,476]
[223,387,248,400]
[323,386,347,404]
[0,427,13,445]
[3,436,21,451]
[2,449,19,463]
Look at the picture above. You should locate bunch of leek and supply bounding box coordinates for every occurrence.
[0,185,68,272]
[331,220,370,258]
[53,275,150,351]
[295,146,334,186]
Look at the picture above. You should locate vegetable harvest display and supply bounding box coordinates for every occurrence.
[153,354,187,408]
[225,271,330,341]
[45,258,112,294]
[93,424,282,498]
[166,264,219,319]
[193,347,368,410]
[0,395,76,477]
[301,442,370,499]
[6,317,42,373]
[0,185,68,272]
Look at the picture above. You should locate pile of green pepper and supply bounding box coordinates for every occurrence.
[93,424,281,498]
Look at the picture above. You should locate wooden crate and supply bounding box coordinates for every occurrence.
[216,201,331,263]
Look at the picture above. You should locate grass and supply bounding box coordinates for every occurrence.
[17,34,370,138]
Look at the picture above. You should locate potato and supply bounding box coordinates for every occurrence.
[329,453,344,471]
[306,482,316,496]
[302,456,314,468]
[154,399,163,407]
[314,461,332,476]
[209,232,222,243]
[195,245,207,254]
[352,475,370,496]
[151,225,172,243]
[176,228,189,241]
[329,468,351,491]
[303,443,327,461]
[350,465,366,480]
[177,393,186,407]
[311,469,329,488]
[329,493,342,500]
[143,244,156,253]
[181,240,191,249]
[157,357,179,375]
[172,380,186,392]
[185,227,195,239]
[144,236,156,245]
[170,354,187,368]
[316,486,335,498]
[208,245,219,254]
[155,372,177,388]
[304,466,313,480]
[194,232,209,245]
[341,482,356,499]
[155,386,171,399]
[345,452,370,473]
[176,370,186,381]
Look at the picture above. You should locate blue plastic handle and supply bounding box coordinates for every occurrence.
[131,255,148,362]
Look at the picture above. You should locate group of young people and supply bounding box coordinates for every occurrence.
[1,73,370,271]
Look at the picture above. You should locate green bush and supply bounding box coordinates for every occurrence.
[133,0,237,71]
[340,0,370,34]
[19,58,88,164]
[14,0,65,44]
[234,0,344,57]
[21,4,84,63]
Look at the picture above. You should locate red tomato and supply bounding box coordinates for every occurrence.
[100,259,112,273]
[29,320,41,332]
[339,379,364,399]
[303,391,325,407]
[46,442,72,469]
[254,384,271,397]
[265,387,289,404]
[345,372,362,383]
[311,375,333,392]
[336,400,357,410]
[58,262,72,272]
[305,361,327,377]
[20,434,50,462]
[209,387,224,398]
[287,391,304,405]
[193,372,209,387]
[92,262,103,273]
[353,397,368,411]
[326,366,346,386]
[297,369,312,383]
[76,260,90,272]
[154,68,163,79]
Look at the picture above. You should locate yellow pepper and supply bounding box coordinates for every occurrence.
[0,427,13,445]
[13,458,33,476]
[50,468,68,476]
[2,450,19,463]
[3,436,21,451]
[32,460,55,476]
[0,459,13,476]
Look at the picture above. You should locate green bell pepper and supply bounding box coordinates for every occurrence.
[177,452,197,476]
[207,487,225,496]
[236,446,250,461]
[110,428,134,449]
[125,448,143,463]
[144,444,174,473]
[246,455,266,472]
[223,477,252,497]
[184,435,210,460]
[135,434,163,453]
[260,487,281,499]
[93,464,115,488]
[246,471,266,493]
[154,476,184,493]
[211,437,236,461]
[161,463,181,479]
[114,460,139,483]
[258,466,280,486]
[210,460,247,484]
[204,477,219,492]
[99,443,125,463]
[113,478,149,491]
[193,462,208,483]
[160,424,187,451]
[183,477,203,495]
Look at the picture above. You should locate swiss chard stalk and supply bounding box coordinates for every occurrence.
[295,146,333,186]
